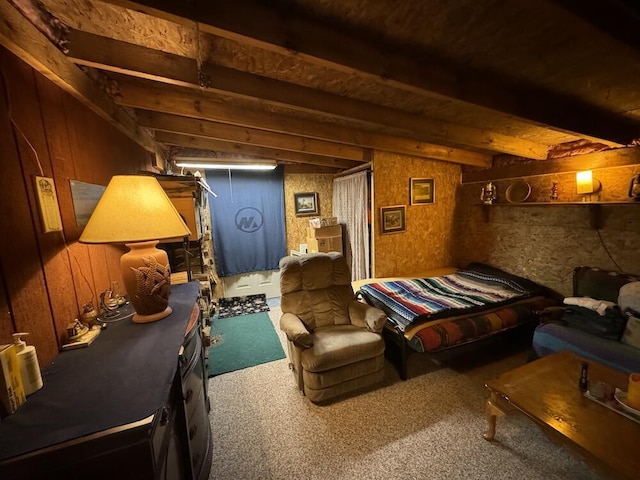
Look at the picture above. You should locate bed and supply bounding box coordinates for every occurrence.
[356,263,560,379]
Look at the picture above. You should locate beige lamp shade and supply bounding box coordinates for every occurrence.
[79,175,191,243]
[79,175,191,323]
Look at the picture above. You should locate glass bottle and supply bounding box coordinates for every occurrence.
[579,362,589,392]
[111,281,125,306]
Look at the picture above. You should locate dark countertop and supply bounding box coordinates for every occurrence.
[0,282,199,461]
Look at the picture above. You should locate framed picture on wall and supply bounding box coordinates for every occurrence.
[380,205,406,234]
[70,180,106,227]
[294,192,319,216]
[410,178,435,205]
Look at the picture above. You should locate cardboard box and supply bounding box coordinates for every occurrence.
[307,236,343,254]
[307,225,342,238]
[309,216,338,228]
[0,344,26,417]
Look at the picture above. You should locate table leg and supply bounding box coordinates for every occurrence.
[483,392,505,441]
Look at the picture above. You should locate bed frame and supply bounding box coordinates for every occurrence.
[381,298,558,380]
[358,267,561,380]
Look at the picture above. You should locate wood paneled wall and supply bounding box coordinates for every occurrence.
[0,48,152,364]
[372,151,461,277]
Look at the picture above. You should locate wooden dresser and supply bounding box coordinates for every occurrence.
[0,282,212,480]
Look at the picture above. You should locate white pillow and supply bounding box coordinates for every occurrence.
[619,282,640,314]
[621,315,640,349]
[564,296,615,315]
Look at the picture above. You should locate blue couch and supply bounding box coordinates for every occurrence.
[532,267,640,374]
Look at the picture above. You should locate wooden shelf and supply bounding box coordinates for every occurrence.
[480,201,639,229]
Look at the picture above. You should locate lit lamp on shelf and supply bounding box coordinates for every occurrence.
[79,175,191,323]
[576,170,601,201]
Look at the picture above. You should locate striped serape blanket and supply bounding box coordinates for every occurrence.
[359,269,532,332]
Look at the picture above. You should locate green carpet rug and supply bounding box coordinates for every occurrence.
[208,312,286,376]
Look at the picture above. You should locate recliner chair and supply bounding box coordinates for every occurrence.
[279,252,386,403]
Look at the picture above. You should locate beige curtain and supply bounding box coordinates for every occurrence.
[333,171,369,280]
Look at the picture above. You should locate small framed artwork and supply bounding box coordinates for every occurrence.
[294,192,319,216]
[410,178,435,205]
[380,205,406,234]
[70,180,106,227]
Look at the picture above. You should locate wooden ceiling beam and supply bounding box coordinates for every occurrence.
[155,131,356,170]
[462,146,640,184]
[65,29,548,160]
[66,29,197,87]
[0,2,156,152]
[136,110,368,162]
[283,164,341,175]
[116,78,492,167]
[96,0,639,146]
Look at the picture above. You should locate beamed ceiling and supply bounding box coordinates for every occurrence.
[2,0,640,174]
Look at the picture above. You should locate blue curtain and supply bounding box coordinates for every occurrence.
[208,167,286,277]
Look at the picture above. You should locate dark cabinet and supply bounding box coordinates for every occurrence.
[0,283,211,480]
[179,305,213,479]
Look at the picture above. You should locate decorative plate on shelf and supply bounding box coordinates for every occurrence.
[505,181,531,203]
[614,388,640,417]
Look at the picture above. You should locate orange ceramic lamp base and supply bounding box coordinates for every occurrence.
[121,240,172,323]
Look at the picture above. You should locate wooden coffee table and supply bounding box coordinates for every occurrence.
[484,351,640,480]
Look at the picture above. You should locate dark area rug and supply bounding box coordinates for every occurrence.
[208,312,285,376]
[216,293,270,319]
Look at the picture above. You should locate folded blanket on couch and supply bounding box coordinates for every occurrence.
[549,304,627,341]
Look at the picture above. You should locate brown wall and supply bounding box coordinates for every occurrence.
[370,150,640,297]
[283,172,334,254]
[453,162,640,296]
[0,48,152,364]
[372,151,461,277]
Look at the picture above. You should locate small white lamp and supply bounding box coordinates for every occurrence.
[576,170,601,195]
[79,175,191,323]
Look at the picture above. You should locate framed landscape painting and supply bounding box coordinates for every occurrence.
[294,192,319,216]
[380,205,406,234]
[410,178,435,205]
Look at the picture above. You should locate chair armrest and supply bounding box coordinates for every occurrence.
[349,300,387,333]
[280,312,313,348]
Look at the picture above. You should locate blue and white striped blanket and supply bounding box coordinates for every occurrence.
[359,269,531,331]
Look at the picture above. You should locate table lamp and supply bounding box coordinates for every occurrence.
[79,175,191,323]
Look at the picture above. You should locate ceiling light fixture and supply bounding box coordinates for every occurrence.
[174,159,277,171]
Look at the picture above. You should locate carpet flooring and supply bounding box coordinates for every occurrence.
[207,304,607,480]
[216,293,270,319]
[208,312,286,376]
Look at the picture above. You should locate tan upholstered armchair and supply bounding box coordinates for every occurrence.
[279,252,387,403]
